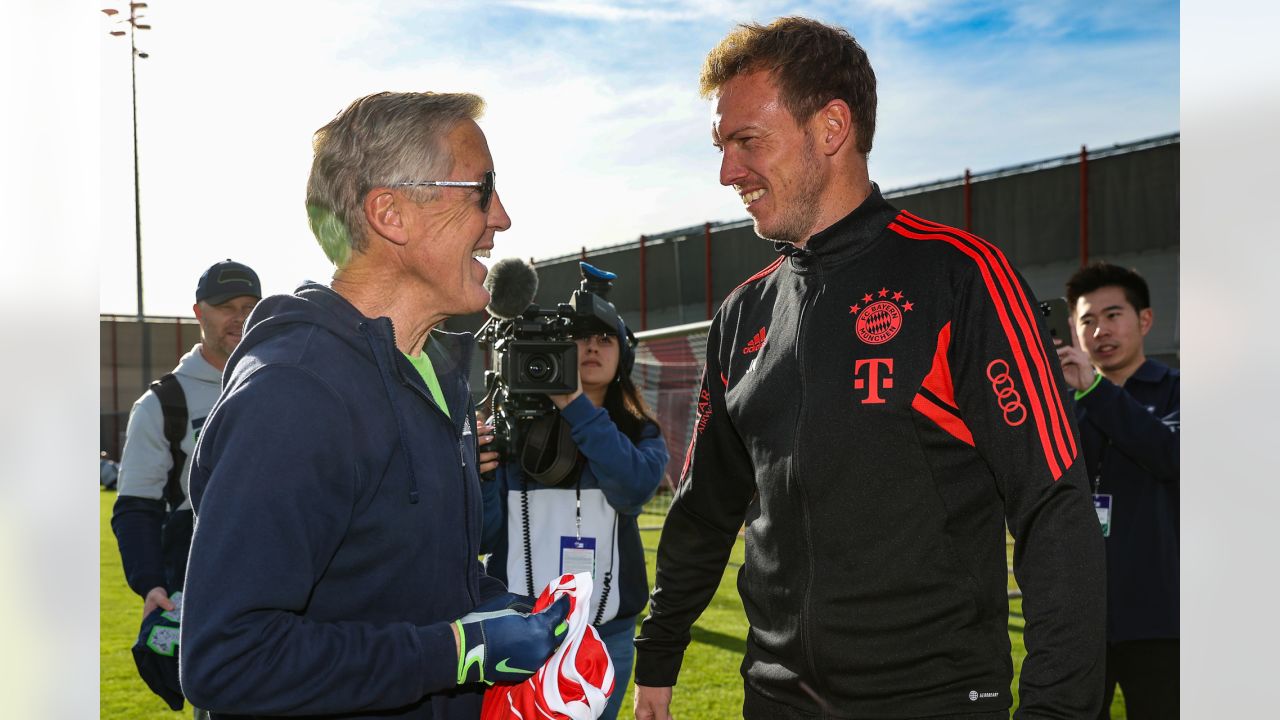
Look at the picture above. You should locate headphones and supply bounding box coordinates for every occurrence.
[616,318,637,379]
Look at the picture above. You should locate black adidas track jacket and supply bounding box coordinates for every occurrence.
[635,187,1105,719]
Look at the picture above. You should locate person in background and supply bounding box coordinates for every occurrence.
[100,450,119,490]
[1056,261,1179,720]
[479,307,668,720]
[111,258,260,717]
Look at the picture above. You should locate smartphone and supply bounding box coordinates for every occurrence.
[1038,297,1073,346]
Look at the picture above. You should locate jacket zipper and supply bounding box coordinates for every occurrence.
[792,255,826,717]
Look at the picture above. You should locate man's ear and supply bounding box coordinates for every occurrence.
[1139,307,1154,337]
[192,302,204,321]
[364,189,410,246]
[812,99,853,157]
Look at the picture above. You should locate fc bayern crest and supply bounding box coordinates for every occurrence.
[849,287,914,345]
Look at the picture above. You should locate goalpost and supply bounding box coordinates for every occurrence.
[632,319,712,500]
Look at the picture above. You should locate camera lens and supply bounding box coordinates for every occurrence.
[524,353,556,382]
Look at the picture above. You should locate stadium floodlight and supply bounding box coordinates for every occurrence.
[102,3,154,390]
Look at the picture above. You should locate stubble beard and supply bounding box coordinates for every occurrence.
[755,136,825,246]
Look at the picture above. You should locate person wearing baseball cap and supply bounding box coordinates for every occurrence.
[111,259,261,717]
[193,259,263,370]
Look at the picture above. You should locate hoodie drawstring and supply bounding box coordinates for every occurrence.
[360,322,422,504]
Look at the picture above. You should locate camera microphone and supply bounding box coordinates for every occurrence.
[484,258,539,319]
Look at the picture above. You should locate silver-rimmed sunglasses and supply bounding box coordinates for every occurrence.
[390,169,494,212]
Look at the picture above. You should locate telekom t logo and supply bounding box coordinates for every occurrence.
[854,358,894,404]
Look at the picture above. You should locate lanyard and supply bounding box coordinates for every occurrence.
[1093,438,1111,493]
[574,481,582,539]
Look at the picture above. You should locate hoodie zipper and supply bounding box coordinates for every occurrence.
[384,322,483,602]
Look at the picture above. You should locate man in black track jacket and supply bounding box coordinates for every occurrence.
[633,17,1105,720]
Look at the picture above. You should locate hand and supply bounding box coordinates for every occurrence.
[1056,344,1098,392]
[467,591,537,617]
[143,586,175,617]
[475,412,500,474]
[454,594,571,685]
[635,684,675,720]
[546,391,580,410]
[547,372,585,410]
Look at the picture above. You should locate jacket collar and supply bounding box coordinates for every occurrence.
[1129,357,1172,385]
[774,182,898,275]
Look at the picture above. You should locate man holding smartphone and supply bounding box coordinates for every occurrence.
[1056,262,1180,719]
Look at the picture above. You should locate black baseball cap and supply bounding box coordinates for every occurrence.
[196,259,261,305]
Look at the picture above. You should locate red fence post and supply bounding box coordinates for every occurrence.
[1080,145,1089,267]
[963,168,972,231]
[639,234,648,331]
[111,317,121,459]
[704,222,713,320]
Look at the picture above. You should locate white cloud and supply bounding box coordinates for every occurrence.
[99,0,1177,315]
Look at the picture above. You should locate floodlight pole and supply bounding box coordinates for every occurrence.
[105,3,152,389]
[129,6,150,389]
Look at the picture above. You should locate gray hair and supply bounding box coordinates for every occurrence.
[305,91,485,267]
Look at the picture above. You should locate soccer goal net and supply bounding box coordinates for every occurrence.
[632,319,712,499]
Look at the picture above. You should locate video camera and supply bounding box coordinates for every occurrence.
[476,260,628,460]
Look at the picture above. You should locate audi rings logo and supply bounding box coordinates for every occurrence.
[985,359,1026,427]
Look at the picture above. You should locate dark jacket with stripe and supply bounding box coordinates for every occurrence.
[181,284,505,719]
[635,187,1105,719]
[1074,359,1179,643]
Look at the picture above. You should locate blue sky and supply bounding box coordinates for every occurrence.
[98,0,1178,316]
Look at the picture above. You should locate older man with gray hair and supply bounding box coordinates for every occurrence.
[179,91,570,720]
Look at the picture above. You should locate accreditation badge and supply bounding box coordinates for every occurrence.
[560,536,596,577]
[1092,494,1113,537]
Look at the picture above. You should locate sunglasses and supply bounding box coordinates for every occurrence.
[390,169,495,212]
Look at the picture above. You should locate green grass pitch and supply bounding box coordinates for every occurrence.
[101,491,1125,718]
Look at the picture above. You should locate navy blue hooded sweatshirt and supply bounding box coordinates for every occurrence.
[181,283,505,719]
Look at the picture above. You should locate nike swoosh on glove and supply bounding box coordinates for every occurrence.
[456,594,571,685]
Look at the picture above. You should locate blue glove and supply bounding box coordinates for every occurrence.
[469,591,536,616]
[455,594,571,686]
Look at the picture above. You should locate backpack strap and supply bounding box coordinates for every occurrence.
[149,373,189,510]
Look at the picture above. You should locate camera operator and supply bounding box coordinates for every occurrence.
[477,312,668,720]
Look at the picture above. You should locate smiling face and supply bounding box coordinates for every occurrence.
[194,295,258,370]
[714,70,826,246]
[401,119,512,316]
[1074,285,1152,379]
[576,332,621,395]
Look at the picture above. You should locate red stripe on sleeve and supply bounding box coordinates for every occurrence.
[920,321,959,409]
[678,432,697,490]
[911,394,976,447]
[889,218,1063,480]
[900,212,1077,463]
[732,256,785,294]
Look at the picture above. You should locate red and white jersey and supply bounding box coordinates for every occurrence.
[481,573,615,719]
